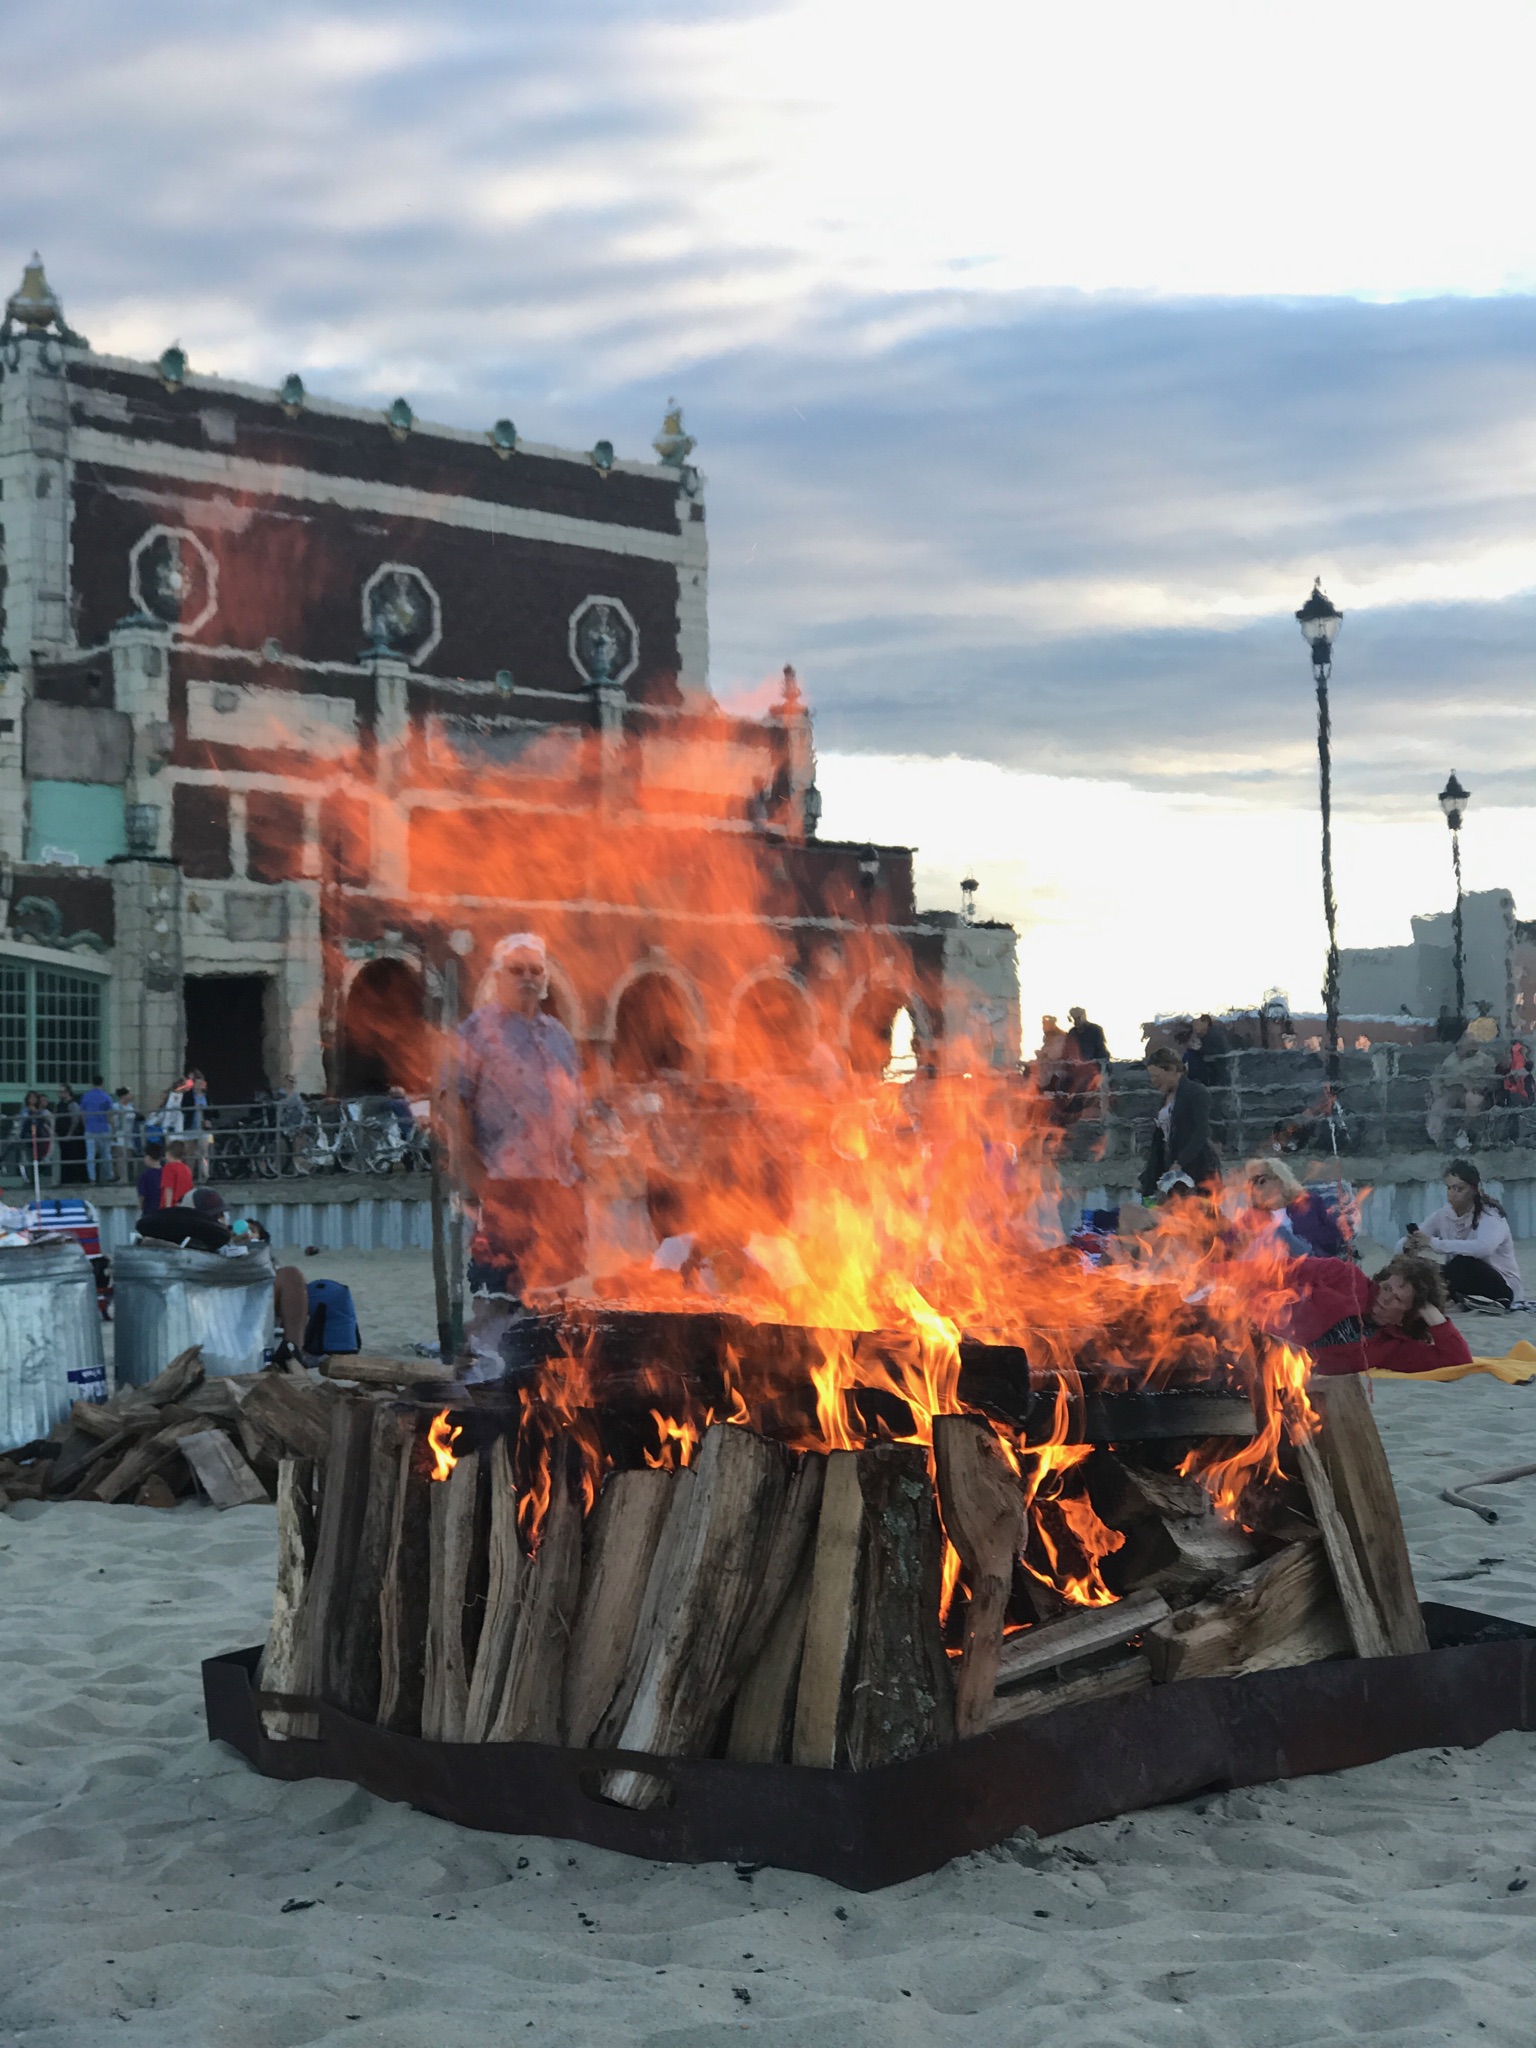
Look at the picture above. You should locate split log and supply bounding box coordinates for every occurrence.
[486,1469,584,1744]
[421,1448,482,1742]
[1091,1459,1259,1600]
[845,1443,954,1768]
[604,1424,790,1805]
[259,1458,318,1738]
[988,1650,1152,1729]
[136,1473,178,1509]
[791,1450,865,1768]
[377,1415,434,1736]
[242,1373,335,1467]
[593,1471,697,1747]
[327,1405,414,1720]
[727,1547,816,1763]
[69,1398,152,1442]
[719,1451,826,1695]
[180,1428,269,1508]
[933,1416,1024,1737]
[139,1345,205,1407]
[1311,1378,1429,1657]
[92,1418,209,1504]
[995,1587,1172,1692]
[302,1398,377,1706]
[561,1467,675,1747]
[50,1426,134,1496]
[463,1436,527,1741]
[319,1352,453,1390]
[1144,1538,1351,1682]
[1291,1427,1394,1660]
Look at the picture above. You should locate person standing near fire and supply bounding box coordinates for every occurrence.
[1139,1046,1221,1200]
[456,932,586,1302]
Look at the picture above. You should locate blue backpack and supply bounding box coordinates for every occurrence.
[304,1278,360,1355]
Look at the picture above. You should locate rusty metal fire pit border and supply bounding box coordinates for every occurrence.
[203,1604,1536,1892]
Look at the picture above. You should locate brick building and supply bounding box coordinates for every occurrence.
[0,260,1019,1106]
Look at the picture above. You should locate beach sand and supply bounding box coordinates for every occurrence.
[5,1257,1536,2045]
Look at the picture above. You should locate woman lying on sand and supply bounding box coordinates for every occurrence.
[1286,1251,1474,1376]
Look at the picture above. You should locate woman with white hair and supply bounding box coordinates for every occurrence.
[456,932,586,1304]
[1245,1157,1350,1258]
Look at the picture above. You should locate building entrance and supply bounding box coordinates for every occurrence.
[184,975,271,1104]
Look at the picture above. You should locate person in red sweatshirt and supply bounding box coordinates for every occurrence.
[1287,1251,1473,1376]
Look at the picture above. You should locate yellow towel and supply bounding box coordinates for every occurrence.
[1369,1340,1536,1386]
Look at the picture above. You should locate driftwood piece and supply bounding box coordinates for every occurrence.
[988,1650,1152,1729]
[303,1399,376,1705]
[259,1458,319,1737]
[1145,1538,1352,1682]
[791,1450,866,1768]
[463,1436,527,1741]
[727,1547,816,1763]
[377,1415,434,1736]
[933,1416,1024,1738]
[242,1374,336,1466]
[91,1418,209,1503]
[320,1352,453,1390]
[995,1587,1172,1692]
[1311,1378,1429,1657]
[421,1448,482,1742]
[1292,1426,1394,1660]
[326,1404,413,1720]
[180,1428,269,1508]
[605,1425,790,1804]
[561,1467,675,1747]
[487,1472,584,1744]
[846,1443,954,1768]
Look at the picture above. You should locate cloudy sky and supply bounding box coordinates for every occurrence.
[8,0,1536,1044]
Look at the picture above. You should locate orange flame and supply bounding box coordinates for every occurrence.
[427,1409,462,1482]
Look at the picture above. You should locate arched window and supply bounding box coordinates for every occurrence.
[734,978,812,1078]
[339,958,428,1095]
[884,1006,918,1083]
[848,987,923,1080]
[612,972,694,1082]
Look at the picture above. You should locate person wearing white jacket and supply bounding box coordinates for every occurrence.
[1403,1158,1523,1307]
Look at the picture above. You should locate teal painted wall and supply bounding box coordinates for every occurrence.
[26,782,127,866]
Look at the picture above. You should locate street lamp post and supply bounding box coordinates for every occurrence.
[1295,578,1344,1077]
[1438,771,1472,1026]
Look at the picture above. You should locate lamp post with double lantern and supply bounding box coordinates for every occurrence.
[1296,578,1344,1078]
[1437,772,1472,1027]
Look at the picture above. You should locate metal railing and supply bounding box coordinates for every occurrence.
[0,1094,434,1193]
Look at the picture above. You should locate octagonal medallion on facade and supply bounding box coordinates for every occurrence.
[361,563,442,666]
[129,525,219,636]
[568,595,639,687]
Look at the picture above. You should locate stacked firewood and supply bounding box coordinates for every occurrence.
[261,1376,1427,1786]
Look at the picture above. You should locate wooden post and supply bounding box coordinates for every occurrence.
[421,1446,482,1742]
[259,1457,318,1739]
[463,1436,527,1741]
[562,1468,676,1747]
[377,1413,433,1736]
[933,1416,1024,1738]
[1311,1378,1429,1656]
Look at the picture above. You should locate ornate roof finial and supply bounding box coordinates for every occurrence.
[652,397,696,468]
[1,254,87,347]
[774,662,806,716]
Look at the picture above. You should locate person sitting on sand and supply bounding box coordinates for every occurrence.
[1403,1158,1523,1310]
[1244,1157,1350,1258]
[1284,1252,1473,1376]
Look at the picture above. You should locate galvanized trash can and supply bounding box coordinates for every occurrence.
[0,1239,107,1446]
[113,1243,275,1385]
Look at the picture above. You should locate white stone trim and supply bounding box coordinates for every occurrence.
[0,936,112,976]
[72,428,690,566]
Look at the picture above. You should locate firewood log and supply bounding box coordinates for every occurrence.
[604,1425,790,1804]
[561,1467,674,1747]
[242,1373,335,1466]
[91,1418,210,1504]
[933,1416,1024,1737]
[988,1649,1152,1729]
[486,1470,583,1744]
[259,1458,318,1738]
[719,1450,826,1695]
[377,1415,433,1736]
[994,1587,1172,1692]
[1310,1378,1429,1657]
[302,1399,376,1706]
[136,1473,179,1509]
[791,1450,865,1768]
[463,1437,527,1742]
[727,1547,815,1763]
[1291,1428,1394,1660]
[326,1405,414,1719]
[1144,1538,1351,1681]
[179,1428,269,1509]
[421,1448,482,1742]
[138,1346,205,1407]
[319,1352,453,1390]
[845,1443,954,1767]
[593,1471,697,1747]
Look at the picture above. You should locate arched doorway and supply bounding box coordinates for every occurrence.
[612,972,694,1082]
[848,986,924,1080]
[733,977,813,1078]
[339,958,428,1095]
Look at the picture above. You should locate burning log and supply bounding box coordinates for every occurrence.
[791,1451,866,1768]
[845,1443,953,1768]
[259,1458,318,1738]
[561,1467,676,1746]
[485,1466,583,1744]
[1309,1379,1429,1658]
[421,1442,482,1742]
[933,1416,1025,1737]
[1090,1456,1259,1600]
[463,1436,527,1741]
[603,1424,791,1805]
[993,1586,1172,1695]
[1144,1538,1350,1682]
[1291,1430,1393,1661]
